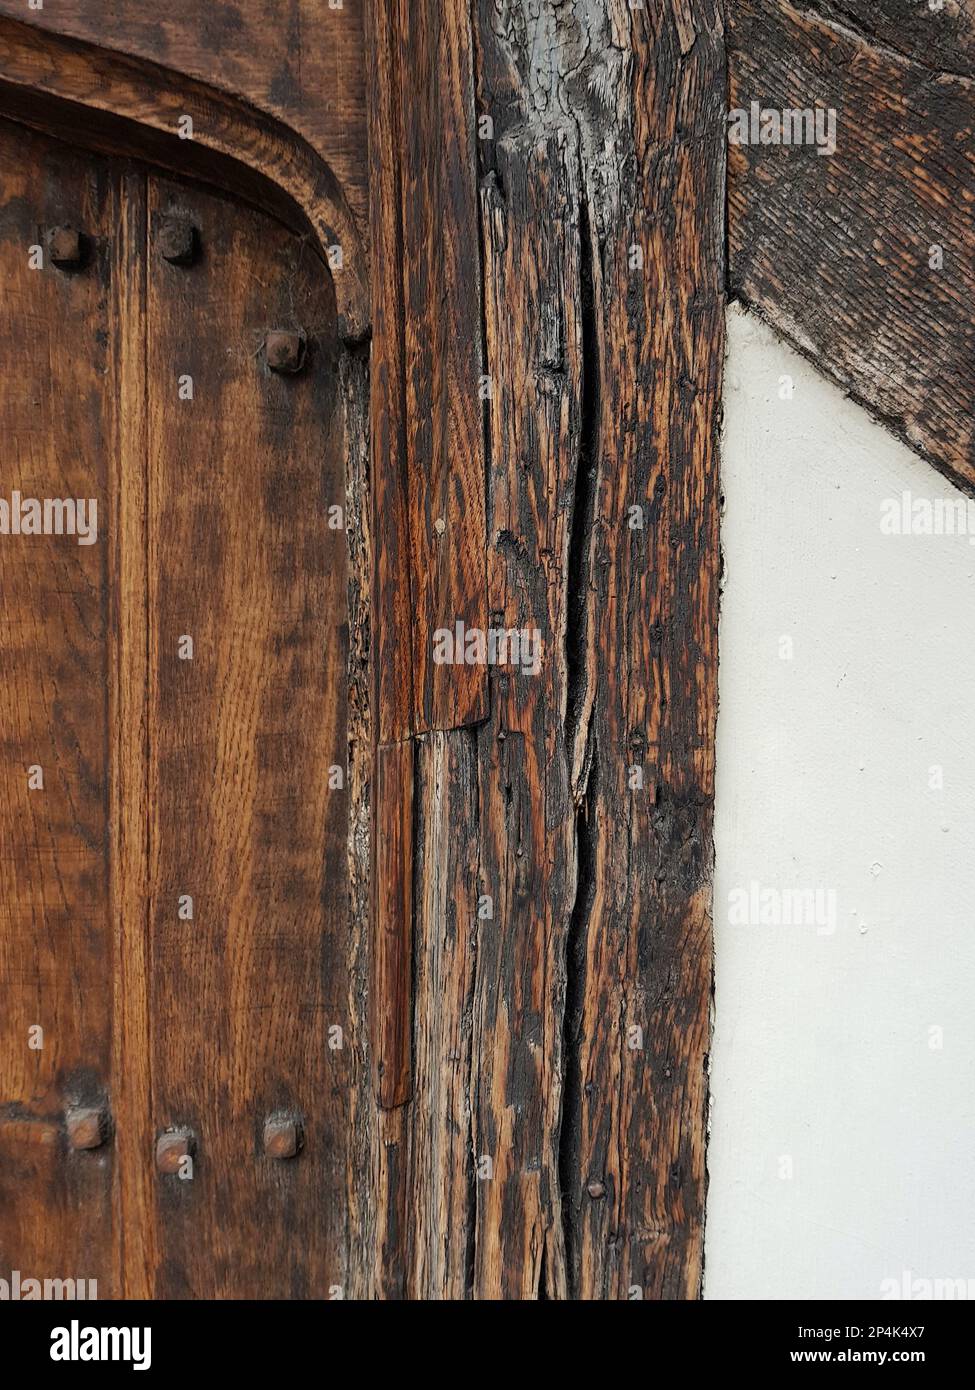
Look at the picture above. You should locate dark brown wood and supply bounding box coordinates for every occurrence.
[0,14,368,342]
[0,118,119,1296]
[470,126,584,1299]
[110,164,155,1298]
[336,339,376,1300]
[0,116,357,1298]
[379,0,725,1299]
[803,0,975,77]
[476,0,724,1301]
[367,0,487,743]
[729,0,975,491]
[372,741,414,1108]
[0,0,369,233]
[2,0,729,1303]
[365,0,416,744]
[397,0,487,734]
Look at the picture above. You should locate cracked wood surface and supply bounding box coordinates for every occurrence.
[728,0,975,491]
[801,0,975,78]
[376,0,725,1298]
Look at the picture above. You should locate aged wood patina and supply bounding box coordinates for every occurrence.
[0,0,969,1300]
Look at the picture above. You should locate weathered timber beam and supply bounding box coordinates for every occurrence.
[399,0,725,1299]
[729,0,975,490]
[801,0,975,79]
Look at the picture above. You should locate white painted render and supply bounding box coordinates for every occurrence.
[705,304,975,1300]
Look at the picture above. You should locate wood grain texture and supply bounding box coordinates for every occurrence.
[367,0,488,741]
[0,0,369,234]
[0,119,359,1296]
[408,729,480,1295]
[0,14,368,342]
[0,0,730,1302]
[372,741,413,1108]
[470,126,584,1299]
[366,0,489,1150]
[0,119,118,1294]
[338,343,377,1300]
[397,0,487,733]
[803,0,975,77]
[109,167,154,1300]
[391,0,725,1299]
[728,0,975,490]
[364,0,415,743]
[145,172,350,1297]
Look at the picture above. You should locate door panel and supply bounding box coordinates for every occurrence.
[0,119,349,1297]
[0,120,118,1294]
[145,175,348,1298]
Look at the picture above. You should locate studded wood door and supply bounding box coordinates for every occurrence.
[0,116,351,1298]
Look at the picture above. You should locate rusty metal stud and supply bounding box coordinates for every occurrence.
[263,1115,301,1160]
[158,214,198,266]
[155,1128,194,1175]
[66,1105,107,1151]
[265,330,306,375]
[48,225,86,271]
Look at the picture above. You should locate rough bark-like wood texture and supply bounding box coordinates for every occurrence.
[0,118,118,1296]
[376,1,726,1298]
[338,342,376,1302]
[0,0,369,232]
[804,0,975,78]
[367,0,487,742]
[372,742,414,1107]
[728,0,975,491]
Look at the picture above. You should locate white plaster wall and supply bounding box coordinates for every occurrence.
[705,304,975,1301]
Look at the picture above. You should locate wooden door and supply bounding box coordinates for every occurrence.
[6,0,966,1308]
[0,116,350,1298]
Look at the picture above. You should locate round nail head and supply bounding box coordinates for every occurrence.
[263,1116,300,1160]
[156,1129,193,1174]
[66,1105,106,1151]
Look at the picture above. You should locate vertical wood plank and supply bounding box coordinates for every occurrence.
[109,166,155,1300]
[0,119,118,1293]
[397,0,488,733]
[367,0,487,741]
[145,175,350,1297]
[338,345,379,1300]
[365,0,416,745]
[409,729,480,1296]
[400,0,725,1300]
[372,741,414,1108]
[558,1,725,1300]
[471,128,584,1299]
